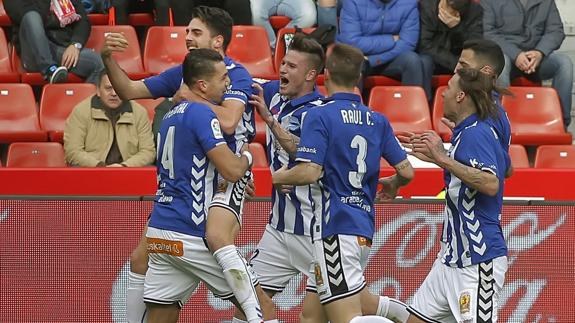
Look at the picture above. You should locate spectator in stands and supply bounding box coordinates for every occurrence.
[112,0,171,25]
[482,0,573,127]
[251,0,316,48]
[337,0,432,100]
[150,0,252,27]
[317,0,338,29]
[419,0,482,75]
[4,0,104,84]
[64,70,155,167]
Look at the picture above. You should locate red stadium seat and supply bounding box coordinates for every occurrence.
[40,83,96,142]
[88,13,110,25]
[534,145,575,169]
[0,28,18,82]
[134,98,165,121]
[270,16,291,30]
[248,142,268,168]
[0,0,11,26]
[228,26,277,80]
[511,76,541,87]
[86,25,149,79]
[274,27,315,73]
[508,144,530,168]
[432,74,452,88]
[143,26,187,75]
[11,49,83,85]
[431,86,452,142]
[363,76,402,94]
[502,87,571,145]
[6,142,66,167]
[0,84,47,142]
[317,86,363,102]
[368,86,432,133]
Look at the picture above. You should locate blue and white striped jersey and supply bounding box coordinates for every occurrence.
[143,56,255,153]
[149,101,224,237]
[441,113,508,268]
[296,93,407,240]
[262,80,323,236]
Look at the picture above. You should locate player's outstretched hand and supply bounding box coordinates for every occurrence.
[249,83,274,125]
[101,32,129,57]
[412,130,447,165]
[376,175,399,202]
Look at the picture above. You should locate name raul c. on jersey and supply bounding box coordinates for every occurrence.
[340,108,375,126]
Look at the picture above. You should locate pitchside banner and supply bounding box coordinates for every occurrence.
[0,199,573,322]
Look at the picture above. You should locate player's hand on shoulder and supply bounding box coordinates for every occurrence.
[249,83,274,124]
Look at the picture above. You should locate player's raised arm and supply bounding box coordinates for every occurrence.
[272,162,323,186]
[101,32,152,100]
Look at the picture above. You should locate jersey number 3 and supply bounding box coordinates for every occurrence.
[157,126,175,179]
[349,135,367,189]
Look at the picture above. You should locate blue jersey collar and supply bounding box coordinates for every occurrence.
[453,113,480,136]
[325,92,362,103]
[290,89,323,107]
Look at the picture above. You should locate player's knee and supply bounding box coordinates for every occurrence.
[130,247,149,274]
[205,230,232,252]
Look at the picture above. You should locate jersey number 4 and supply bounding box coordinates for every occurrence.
[157,126,175,179]
[349,135,367,189]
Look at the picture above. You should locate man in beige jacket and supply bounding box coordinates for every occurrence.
[64,70,155,167]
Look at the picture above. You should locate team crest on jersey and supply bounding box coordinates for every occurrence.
[314,263,324,287]
[211,119,223,139]
[216,180,228,193]
[459,290,471,316]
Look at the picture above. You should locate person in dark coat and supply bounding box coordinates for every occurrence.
[419,0,483,74]
[4,0,104,84]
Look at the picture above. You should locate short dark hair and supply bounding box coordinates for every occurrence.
[191,6,233,52]
[462,38,505,77]
[457,67,497,120]
[97,69,108,86]
[182,48,224,88]
[289,33,326,73]
[325,43,364,88]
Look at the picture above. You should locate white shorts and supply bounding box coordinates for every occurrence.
[209,170,251,224]
[143,227,257,307]
[249,224,315,293]
[313,234,370,304]
[408,256,508,323]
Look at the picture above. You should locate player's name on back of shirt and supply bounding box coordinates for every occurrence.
[340,109,375,126]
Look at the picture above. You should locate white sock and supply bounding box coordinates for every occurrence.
[377,296,410,323]
[232,318,248,323]
[214,245,262,323]
[127,271,147,323]
[264,321,279,323]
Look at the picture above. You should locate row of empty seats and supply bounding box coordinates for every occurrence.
[0,83,571,146]
[2,141,574,169]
